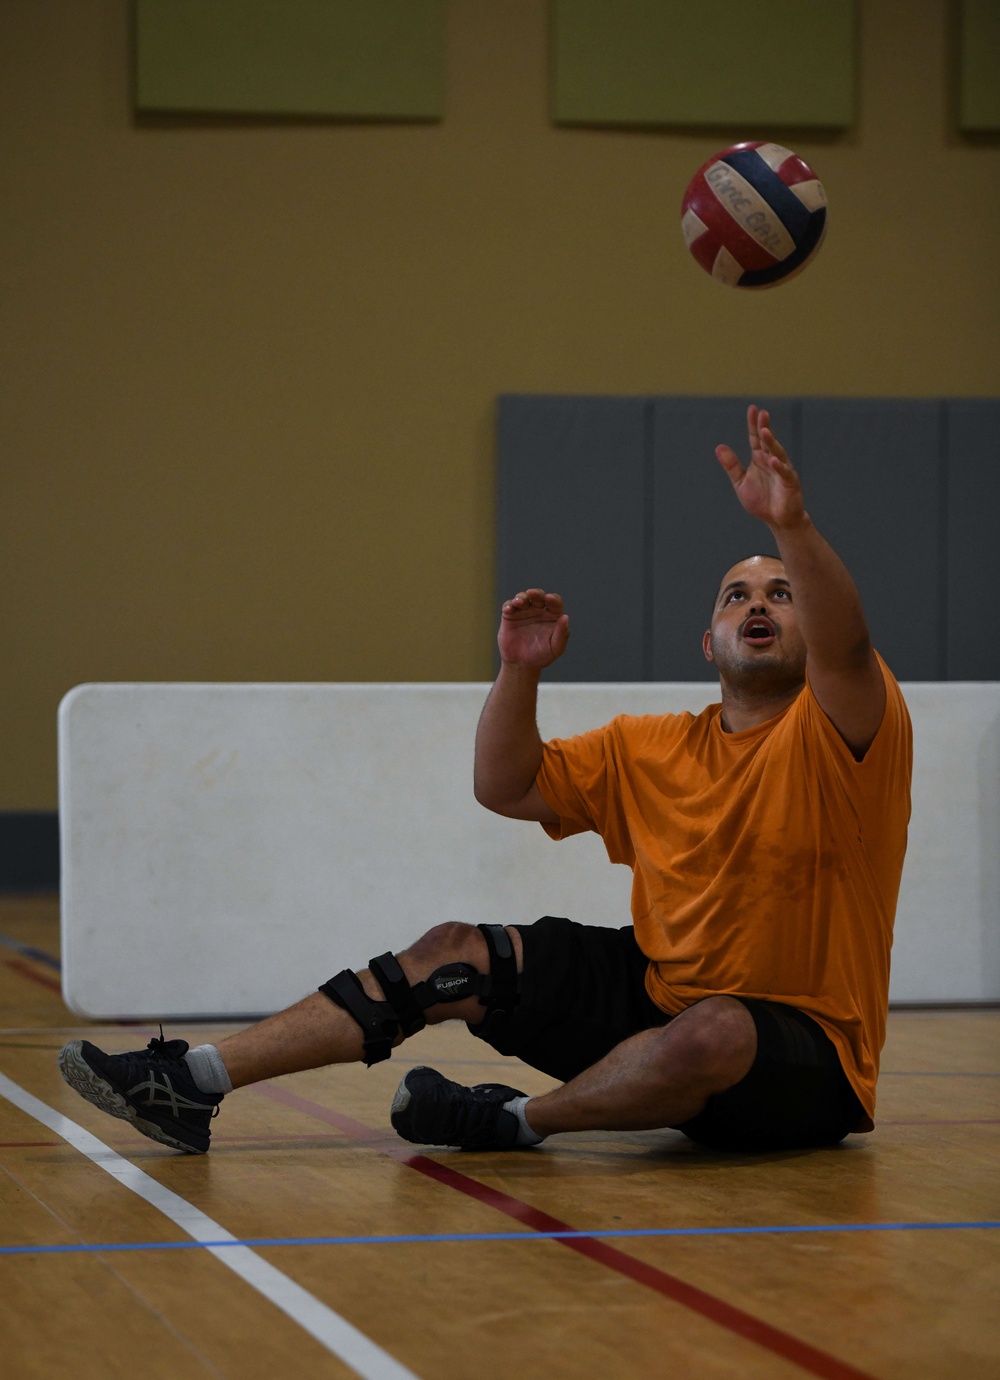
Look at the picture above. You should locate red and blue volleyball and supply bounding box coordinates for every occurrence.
[681,142,827,289]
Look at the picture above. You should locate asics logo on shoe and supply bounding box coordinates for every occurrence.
[127,1073,211,1117]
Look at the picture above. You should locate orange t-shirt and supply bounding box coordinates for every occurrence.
[535,656,912,1128]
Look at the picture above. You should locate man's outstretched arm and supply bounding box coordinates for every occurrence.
[716,405,886,757]
[474,588,564,821]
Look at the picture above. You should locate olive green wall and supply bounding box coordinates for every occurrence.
[2,0,998,809]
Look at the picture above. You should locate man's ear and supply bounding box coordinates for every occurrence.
[702,630,714,663]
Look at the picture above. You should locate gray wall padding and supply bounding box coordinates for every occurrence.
[947,401,1000,679]
[497,397,650,681]
[799,399,948,681]
[649,397,794,680]
[0,812,59,892]
[497,396,1000,682]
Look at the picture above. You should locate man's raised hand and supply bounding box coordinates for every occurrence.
[715,405,807,533]
[499,589,569,669]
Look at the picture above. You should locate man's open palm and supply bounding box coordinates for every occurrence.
[499,589,569,668]
[716,405,806,532]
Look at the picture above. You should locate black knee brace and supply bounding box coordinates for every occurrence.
[317,923,519,1066]
[467,922,519,1041]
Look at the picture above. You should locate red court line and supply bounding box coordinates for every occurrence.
[3,958,63,995]
[253,1082,875,1380]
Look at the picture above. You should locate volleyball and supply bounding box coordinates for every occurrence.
[681,142,827,289]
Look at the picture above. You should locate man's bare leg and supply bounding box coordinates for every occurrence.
[57,920,512,1155]
[60,919,756,1153]
[216,921,498,1088]
[389,928,758,1150]
[521,995,757,1136]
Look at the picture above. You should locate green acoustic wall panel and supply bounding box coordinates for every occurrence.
[552,0,856,129]
[959,0,1000,131]
[134,0,445,118]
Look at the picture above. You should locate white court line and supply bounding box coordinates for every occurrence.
[0,1072,420,1380]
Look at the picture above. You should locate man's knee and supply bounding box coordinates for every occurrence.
[403,923,520,1036]
[316,921,520,1065]
[402,921,486,972]
[661,996,757,1093]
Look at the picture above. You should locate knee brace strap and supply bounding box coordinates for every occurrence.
[468,922,519,1040]
[319,925,519,1064]
[318,953,486,1067]
[408,925,517,1030]
[368,951,426,1039]
[318,969,399,1067]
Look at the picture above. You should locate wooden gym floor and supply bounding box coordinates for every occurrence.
[1,895,998,1379]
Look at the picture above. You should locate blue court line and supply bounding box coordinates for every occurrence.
[3,1221,999,1258]
[0,932,62,973]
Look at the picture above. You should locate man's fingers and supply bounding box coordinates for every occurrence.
[747,404,761,452]
[525,588,555,607]
[502,589,563,616]
[760,424,790,465]
[504,588,544,610]
[715,444,744,483]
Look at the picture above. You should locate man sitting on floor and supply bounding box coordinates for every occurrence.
[59,406,912,1156]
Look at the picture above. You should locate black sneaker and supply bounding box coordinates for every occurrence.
[390,1065,527,1150]
[58,1035,222,1154]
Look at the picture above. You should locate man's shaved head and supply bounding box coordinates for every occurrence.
[713,554,786,615]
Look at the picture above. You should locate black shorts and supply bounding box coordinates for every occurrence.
[473,916,865,1153]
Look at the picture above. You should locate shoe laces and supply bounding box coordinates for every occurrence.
[440,1080,512,1146]
[144,1024,190,1063]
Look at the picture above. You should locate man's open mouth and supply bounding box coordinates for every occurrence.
[742,617,776,645]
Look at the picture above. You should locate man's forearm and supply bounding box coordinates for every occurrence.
[474,663,545,810]
[772,515,872,668]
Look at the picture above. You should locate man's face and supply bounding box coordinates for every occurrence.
[702,556,807,690]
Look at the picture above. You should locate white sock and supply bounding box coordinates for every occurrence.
[503,1095,545,1146]
[184,1044,233,1095]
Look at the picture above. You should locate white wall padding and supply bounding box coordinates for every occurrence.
[58,682,1000,1019]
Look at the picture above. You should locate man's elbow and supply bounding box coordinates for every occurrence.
[474,779,554,823]
[474,779,513,816]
